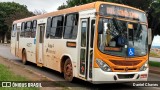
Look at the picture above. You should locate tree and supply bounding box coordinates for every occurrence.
[0,2,34,43]
[66,0,98,7]
[106,0,152,10]
[148,0,160,36]
[59,0,153,11]
[57,3,67,10]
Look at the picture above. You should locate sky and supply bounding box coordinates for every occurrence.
[152,35,160,46]
[0,0,67,12]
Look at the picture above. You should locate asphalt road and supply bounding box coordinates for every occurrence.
[0,44,160,90]
[149,57,160,62]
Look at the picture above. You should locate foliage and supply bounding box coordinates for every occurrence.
[148,0,160,36]
[106,0,153,10]
[57,3,68,10]
[149,61,160,67]
[0,2,34,42]
[59,0,153,10]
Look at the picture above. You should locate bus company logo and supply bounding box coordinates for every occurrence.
[125,67,128,72]
[2,82,11,87]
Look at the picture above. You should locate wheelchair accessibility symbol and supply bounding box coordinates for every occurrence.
[128,48,134,56]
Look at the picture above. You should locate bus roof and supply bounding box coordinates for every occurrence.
[13,1,145,24]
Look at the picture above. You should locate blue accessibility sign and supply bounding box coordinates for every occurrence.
[128,48,135,56]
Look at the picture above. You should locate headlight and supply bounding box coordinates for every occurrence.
[96,59,112,72]
[140,61,148,71]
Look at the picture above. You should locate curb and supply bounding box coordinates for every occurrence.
[0,56,54,81]
[10,59,55,81]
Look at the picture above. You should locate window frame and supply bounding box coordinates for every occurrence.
[46,15,64,39]
[20,22,25,37]
[31,20,37,38]
[63,12,79,39]
[50,15,64,39]
[46,17,52,39]
[25,21,32,38]
[11,24,17,37]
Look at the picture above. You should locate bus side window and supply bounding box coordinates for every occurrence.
[46,17,51,38]
[20,22,25,37]
[25,21,32,38]
[55,16,63,38]
[32,20,37,38]
[72,13,79,39]
[50,15,63,39]
[63,13,79,39]
[50,17,56,38]
[11,24,17,37]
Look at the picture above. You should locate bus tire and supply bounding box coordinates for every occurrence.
[22,49,27,65]
[64,58,73,82]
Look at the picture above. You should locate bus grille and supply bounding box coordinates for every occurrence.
[109,60,142,66]
[117,74,135,79]
[113,67,137,72]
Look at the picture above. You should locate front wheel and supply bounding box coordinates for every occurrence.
[64,58,73,82]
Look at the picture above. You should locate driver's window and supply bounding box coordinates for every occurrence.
[104,19,115,47]
[98,19,115,48]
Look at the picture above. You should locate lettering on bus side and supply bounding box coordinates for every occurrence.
[46,43,56,54]
[26,43,32,47]
[48,43,54,48]
[46,48,56,54]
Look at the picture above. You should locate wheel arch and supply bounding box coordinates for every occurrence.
[22,48,26,53]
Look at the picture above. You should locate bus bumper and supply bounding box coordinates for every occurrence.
[92,68,148,84]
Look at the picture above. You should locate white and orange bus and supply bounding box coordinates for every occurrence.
[11,1,152,83]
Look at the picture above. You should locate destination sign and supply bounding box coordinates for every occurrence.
[106,6,139,19]
[99,4,147,22]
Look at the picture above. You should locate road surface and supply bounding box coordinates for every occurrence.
[0,44,160,90]
[149,57,160,62]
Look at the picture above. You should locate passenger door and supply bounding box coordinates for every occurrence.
[79,18,95,80]
[36,24,45,64]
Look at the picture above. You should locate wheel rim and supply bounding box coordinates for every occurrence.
[66,63,72,77]
[64,60,73,81]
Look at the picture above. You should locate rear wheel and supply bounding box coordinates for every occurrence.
[22,50,27,65]
[64,58,73,82]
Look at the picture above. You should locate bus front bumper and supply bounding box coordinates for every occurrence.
[92,68,148,84]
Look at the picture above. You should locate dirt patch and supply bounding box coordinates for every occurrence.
[0,56,63,90]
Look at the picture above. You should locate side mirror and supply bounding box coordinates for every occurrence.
[148,28,152,45]
[98,19,103,34]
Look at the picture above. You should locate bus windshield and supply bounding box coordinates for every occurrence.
[98,18,148,57]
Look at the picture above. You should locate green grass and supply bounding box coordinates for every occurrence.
[149,61,160,67]
[0,64,39,90]
[149,51,160,58]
